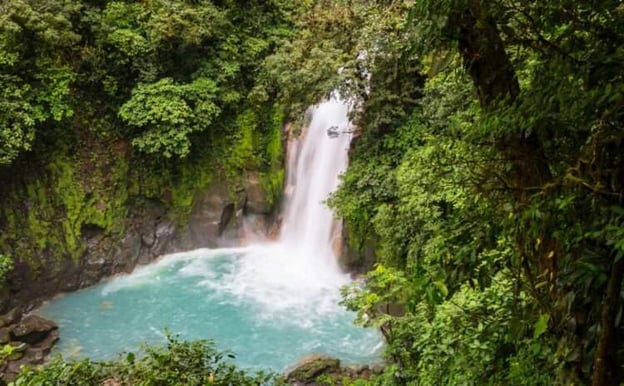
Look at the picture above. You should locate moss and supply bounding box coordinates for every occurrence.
[259,105,285,207]
[259,169,284,208]
[230,109,259,171]
[0,136,135,271]
[48,157,86,258]
[169,156,213,225]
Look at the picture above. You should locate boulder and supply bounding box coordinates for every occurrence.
[0,327,59,385]
[0,328,10,344]
[285,354,340,384]
[33,329,59,355]
[4,353,36,383]
[10,315,57,344]
[22,346,46,365]
[0,307,22,328]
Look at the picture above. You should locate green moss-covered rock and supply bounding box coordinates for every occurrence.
[285,354,341,384]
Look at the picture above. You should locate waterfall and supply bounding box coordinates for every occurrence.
[207,97,354,316]
[279,98,352,272]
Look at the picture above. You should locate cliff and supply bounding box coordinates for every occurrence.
[0,106,285,313]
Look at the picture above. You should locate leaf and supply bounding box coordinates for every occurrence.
[433,280,449,298]
[533,313,550,339]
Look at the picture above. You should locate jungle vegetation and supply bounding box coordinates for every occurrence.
[2,0,624,385]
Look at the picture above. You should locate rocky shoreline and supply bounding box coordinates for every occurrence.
[0,307,58,384]
[0,310,383,385]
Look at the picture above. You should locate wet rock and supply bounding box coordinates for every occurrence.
[0,328,10,344]
[187,182,245,247]
[11,315,57,344]
[113,232,142,273]
[35,329,59,355]
[0,307,22,328]
[245,172,271,214]
[5,354,35,383]
[0,325,60,384]
[148,220,176,261]
[338,225,376,274]
[141,231,155,247]
[22,346,45,365]
[285,354,340,384]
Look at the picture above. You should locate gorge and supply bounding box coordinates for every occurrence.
[2,1,623,384]
[35,99,382,371]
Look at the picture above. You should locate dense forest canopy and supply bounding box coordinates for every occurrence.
[0,0,296,163]
[2,0,624,385]
[265,0,624,384]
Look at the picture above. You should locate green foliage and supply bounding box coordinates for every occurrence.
[0,0,290,286]
[0,254,12,283]
[0,78,36,164]
[120,77,220,158]
[301,1,624,384]
[1,343,24,364]
[259,106,286,206]
[2,0,623,384]
[0,0,79,164]
[12,334,278,386]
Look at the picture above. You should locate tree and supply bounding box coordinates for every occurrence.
[119,78,220,158]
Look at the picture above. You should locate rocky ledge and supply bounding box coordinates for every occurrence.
[0,307,58,384]
[285,354,383,385]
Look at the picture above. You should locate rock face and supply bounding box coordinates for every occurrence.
[338,225,377,274]
[0,199,183,314]
[0,176,279,314]
[186,182,247,248]
[0,308,21,328]
[0,310,58,384]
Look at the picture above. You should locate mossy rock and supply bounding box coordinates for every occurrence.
[285,354,341,384]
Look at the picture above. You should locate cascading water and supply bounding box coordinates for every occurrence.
[280,99,352,266]
[37,98,382,370]
[222,99,353,315]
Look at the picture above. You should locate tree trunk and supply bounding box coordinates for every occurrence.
[591,258,624,386]
[451,0,551,193]
[454,1,519,108]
